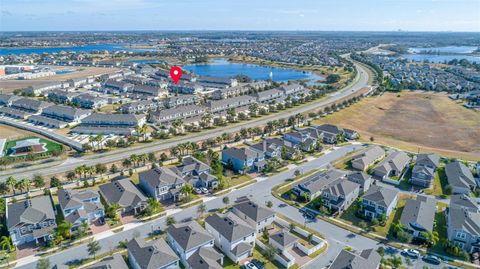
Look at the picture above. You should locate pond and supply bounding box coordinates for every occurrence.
[408,46,478,54]
[183,58,324,82]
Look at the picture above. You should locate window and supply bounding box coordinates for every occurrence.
[456,231,467,240]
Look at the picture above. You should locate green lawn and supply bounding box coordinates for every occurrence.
[228,175,253,187]
[430,205,448,255]
[425,166,448,197]
[4,136,63,155]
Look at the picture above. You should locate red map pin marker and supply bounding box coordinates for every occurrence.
[170,66,183,85]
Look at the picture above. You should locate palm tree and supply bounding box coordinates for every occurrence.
[95,134,104,150]
[201,112,212,128]
[21,178,32,192]
[87,241,101,259]
[146,198,161,215]
[136,124,148,142]
[166,216,176,226]
[180,184,194,200]
[0,236,12,251]
[6,177,16,193]
[248,103,258,117]
[130,154,139,167]
[122,159,132,170]
[88,136,96,151]
[56,221,73,240]
[75,165,85,179]
[197,204,207,219]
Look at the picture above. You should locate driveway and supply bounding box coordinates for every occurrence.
[90,219,110,235]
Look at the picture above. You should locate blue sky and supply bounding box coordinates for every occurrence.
[1,0,479,31]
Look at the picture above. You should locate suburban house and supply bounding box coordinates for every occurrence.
[347,171,373,192]
[163,95,199,108]
[251,88,284,103]
[351,146,385,171]
[148,105,206,126]
[330,248,381,269]
[71,93,108,109]
[399,195,436,238]
[250,140,282,159]
[372,151,411,180]
[206,95,256,114]
[269,230,298,257]
[313,124,343,144]
[321,179,360,214]
[446,205,480,253]
[171,156,219,190]
[7,196,57,246]
[283,131,318,152]
[445,160,476,195]
[167,221,220,267]
[361,185,400,219]
[450,194,479,213]
[120,100,160,114]
[0,93,22,106]
[99,177,147,214]
[57,189,104,230]
[127,237,180,269]
[232,197,275,232]
[73,113,146,135]
[258,138,301,160]
[291,169,347,200]
[221,147,265,173]
[85,253,129,269]
[205,212,256,263]
[410,154,441,187]
[139,165,186,202]
[186,245,224,269]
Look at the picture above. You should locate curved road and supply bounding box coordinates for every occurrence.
[0,61,371,181]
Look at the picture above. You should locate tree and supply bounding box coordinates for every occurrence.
[146,198,161,216]
[377,246,385,257]
[95,163,107,176]
[36,258,51,269]
[50,176,62,188]
[166,216,176,226]
[222,196,230,206]
[0,236,12,251]
[263,244,277,262]
[391,255,403,268]
[289,223,295,232]
[358,221,368,230]
[109,164,119,174]
[266,201,273,208]
[56,221,73,240]
[248,103,259,117]
[6,177,16,193]
[307,233,313,244]
[197,204,207,219]
[87,241,101,259]
[180,184,194,201]
[294,170,301,177]
[326,74,341,84]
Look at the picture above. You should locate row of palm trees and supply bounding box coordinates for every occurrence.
[4,175,45,194]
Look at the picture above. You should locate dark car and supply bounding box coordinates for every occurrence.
[422,255,441,265]
[278,203,287,208]
[251,259,265,269]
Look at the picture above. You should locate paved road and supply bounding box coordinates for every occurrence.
[14,144,453,269]
[0,61,371,182]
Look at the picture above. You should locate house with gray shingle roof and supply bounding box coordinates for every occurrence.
[139,165,185,202]
[361,185,399,219]
[166,221,217,267]
[410,154,440,188]
[99,177,147,214]
[171,156,218,190]
[330,248,381,269]
[446,206,480,253]
[232,197,275,232]
[186,246,223,269]
[372,151,411,180]
[221,147,265,173]
[57,189,104,229]
[291,169,347,200]
[450,194,479,213]
[400,195,436,238]
[6,196,57,246]
[351,146,385,171]
[445,160,476,195]
[85,253,129,269]
[347,171,373,192]
[127,237,180,269]
[269,230,298,254]
[321,179,360,214]
[205,212,256,263]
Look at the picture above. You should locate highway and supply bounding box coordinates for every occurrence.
[13,144,451,269]
[0,61,371,182]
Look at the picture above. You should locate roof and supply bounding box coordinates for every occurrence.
[85,253,129,269]
[139,166,185,189]
[99,178,146,208]
[233,198,275,223]
[448,207,480,237]
[351,146,385,169]
[322,179,360,198]
[314,124,343,135]
[445,161,476,190]
[7,196,55,229]
[174,156,210,175]
[231,242,253,256]
[362,185,399,208]
[347,171,371,184]
[42,105,90,119]
[167,221,213,252]
[330,249,381,269]
[295,169,346,195]
[205,212,255,242]
[83,113,144,125]
[400,195,436,232]
[187,247,223,269]
[450,194,479,212]
[373,151,411,175]
[416,154,440,168]
[269,230,297,247]
[222,147,261,161]
[127,237,179,269]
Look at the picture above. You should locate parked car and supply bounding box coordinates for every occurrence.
[194,188,202,194]
[250,259,265,269]
[402,249,420,259]
[243,261,259,269]
[422,255,441,265]
[201,187,208,194]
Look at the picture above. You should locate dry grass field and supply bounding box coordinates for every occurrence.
[0,124,36,140]
[313,91,480,161]
[0,67,120,93]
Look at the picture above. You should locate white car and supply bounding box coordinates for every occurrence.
[201,187,209,194]
[194,188,202,194]
[402,248,420,258]
[243,261,259,269]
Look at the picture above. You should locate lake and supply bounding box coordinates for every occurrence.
[183,58,324,82]
[0,43,157,56]
[400,54,480,63]
[408,46,478,54]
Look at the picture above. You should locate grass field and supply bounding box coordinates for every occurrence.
[4,136,62,155]
[312,91,480,161]
[0,124,36,140]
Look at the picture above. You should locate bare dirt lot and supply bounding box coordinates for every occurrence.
[313,91,480,161]
[0,124,36,140]
[0,67,120,93]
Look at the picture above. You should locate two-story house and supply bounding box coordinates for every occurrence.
[321,179,360,214]
[445,160,476,195]
[57,189,104,230]
[372,151,411,180]
[232,197,275,233]
[139,165,186,202]
[410,154,440,188]
[205,212,256,263]
[351,146,385,171]
[167,221,222,268]
[361,185,399,219]
[330,248,381,269]
[99,177,147,214]
[221,147,265,173]
[400,195,436,238]
[127,237,180,269]
[7,196,57,246]
[171,156,218,190]
[291,169,347,200]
